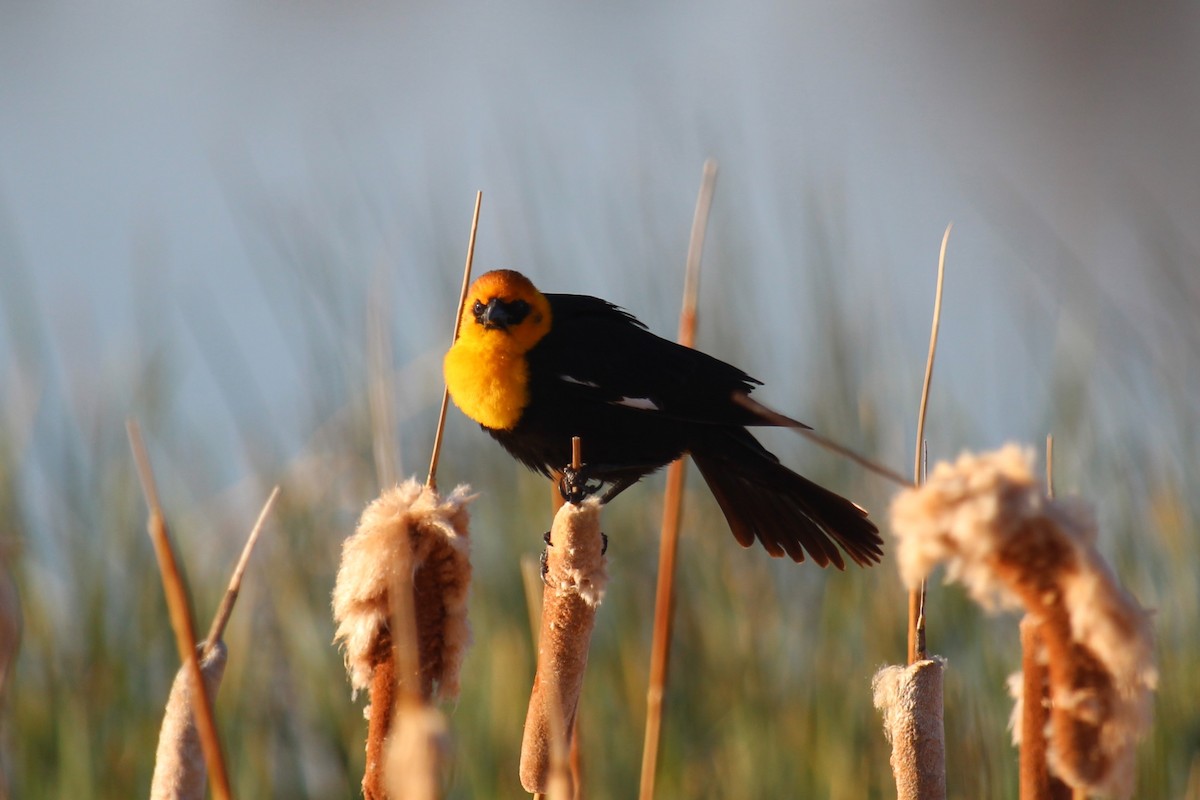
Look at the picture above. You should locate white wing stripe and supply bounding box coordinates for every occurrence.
[615,396,659,411]
[559,374,601,388]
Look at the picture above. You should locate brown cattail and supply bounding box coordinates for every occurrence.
[872,658,947,800]
[520,496,608,795]
[149,643,229,800]
[333,479,473,699]
[890,445,1157,798]
[332,479,474,799]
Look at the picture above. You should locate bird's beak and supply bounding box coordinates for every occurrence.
[479,298,510,330]
[479,298,530,331]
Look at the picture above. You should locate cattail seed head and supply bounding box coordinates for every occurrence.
[889,445,1156,797]
[332,479,474,699]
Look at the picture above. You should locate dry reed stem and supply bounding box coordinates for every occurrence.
[363,641,397,799]
[638,158,717,800]
[203,486,279,656]
[1019,617,1051,800]
[872,658,947,800]
[891,445,1157,798]
[149,643,229,800]
[732,392,911,487]
[332,479,474,799]
[427,190,482,490]
[1019,617,1074,800]
[909,222,952,665]
[357,192,477,798]
[1017,436,1075,800]
[520,498,607,795]
[384,700,449,800]
[127,420,232,800]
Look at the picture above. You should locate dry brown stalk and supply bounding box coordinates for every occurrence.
[342,192,479,799]
[149,643,229,800]
[638,158,717,800]
[1019,617,1074,800]
[332,480,474,799]
[364,639,398,799]
[203,486,279,657]
[909,222,952,665]
[427,190,482,490]
[520,497,608,795]
[1016,436,1075,800]
[891,445,1157,798]
[732,392,910,487]
[127,419,232,800]
[1020,617,1051,799]
[872,227,950,800]
[384,700,449,800]
[872,657,947,800]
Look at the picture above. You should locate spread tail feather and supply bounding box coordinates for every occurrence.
[691,440,883,569]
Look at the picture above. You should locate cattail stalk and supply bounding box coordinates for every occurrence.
[203,486,279,656]
[332,481,474,800]
[872,225,951,800]
[1017,436,1074,799]
[1020,617,1075,800]
[872,658,947,800]
[427,190,482,491]
[520,496,608,795]
[639,158,716,800]
[142,469,275,800]
[338,192,479,799]
[891,445,1157,798]
[909,222,951,664]
[128,420,232,800]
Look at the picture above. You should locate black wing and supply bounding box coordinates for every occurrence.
[531,292,764,426]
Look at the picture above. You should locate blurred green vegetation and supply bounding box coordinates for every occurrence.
[1,193,1197,800]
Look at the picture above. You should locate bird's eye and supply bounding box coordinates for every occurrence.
[508,299,531,321]
[472,299,486,320]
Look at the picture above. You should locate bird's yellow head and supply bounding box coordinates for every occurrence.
[456,269,552,352]
[443,270,552,430]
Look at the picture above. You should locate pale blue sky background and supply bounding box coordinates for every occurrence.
[2,2,1197,512]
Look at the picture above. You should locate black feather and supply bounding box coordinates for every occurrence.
[488,291,883,568]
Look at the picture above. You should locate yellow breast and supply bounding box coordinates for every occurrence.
[443,337,530,431]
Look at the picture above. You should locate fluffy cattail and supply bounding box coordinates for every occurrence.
[520,496,607,796]
[332,479,474,799]
[333,479,473,698]
[890,445,1157,797]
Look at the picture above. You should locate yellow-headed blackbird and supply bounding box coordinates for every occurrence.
[443,269,882,569]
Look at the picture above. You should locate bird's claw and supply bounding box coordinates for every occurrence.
[558,464,603,504]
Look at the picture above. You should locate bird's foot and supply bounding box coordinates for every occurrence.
[539,530,553,583]
[558,464,604,505]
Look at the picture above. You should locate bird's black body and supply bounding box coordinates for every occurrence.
[487,292,883,569]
